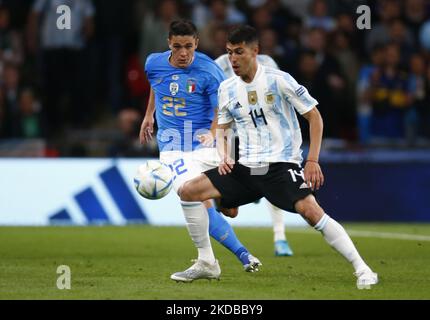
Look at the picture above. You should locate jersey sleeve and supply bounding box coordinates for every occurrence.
[144,54,157,85]
[215,55,229,73]
[263,55,279,70]
[280,73,318,115]
[217,84,233,125]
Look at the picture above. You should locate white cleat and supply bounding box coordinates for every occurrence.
[170,259,221,283]
[355,269,378,289]
[244,254,262,273]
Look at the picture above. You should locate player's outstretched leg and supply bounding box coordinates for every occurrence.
[207,204,262,272]
[170,201,221,282]
[295,195,378,289]
[267,201,294,257]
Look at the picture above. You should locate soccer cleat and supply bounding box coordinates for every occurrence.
[354,269,378,289]
[170,259,221,283]
[275,240,294,256]
[242,254,262,272]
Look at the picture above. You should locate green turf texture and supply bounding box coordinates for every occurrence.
[0,224,429,300]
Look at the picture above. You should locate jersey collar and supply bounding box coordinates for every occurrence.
[238,63,263,86]
[167,51,196,69]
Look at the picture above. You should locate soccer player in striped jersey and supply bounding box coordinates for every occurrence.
[216,53,294,257]
[140,20,261,282]
[179,25,378,289]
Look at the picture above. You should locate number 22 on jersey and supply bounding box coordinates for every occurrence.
[162,96,187,117]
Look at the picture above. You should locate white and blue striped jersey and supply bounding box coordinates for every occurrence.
[215,54,279,79]
[218,64,318,167]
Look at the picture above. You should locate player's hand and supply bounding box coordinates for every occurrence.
[218,156,235,175]
[139,117,154,144]
[197,132,214,147]
[304,160,324,191]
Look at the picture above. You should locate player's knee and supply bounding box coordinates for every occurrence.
[295,196,324,225]
[179,181,201,202]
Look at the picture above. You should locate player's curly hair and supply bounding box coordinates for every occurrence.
[169,20,198,39]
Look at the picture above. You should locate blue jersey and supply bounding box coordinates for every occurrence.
[145,51,225,152]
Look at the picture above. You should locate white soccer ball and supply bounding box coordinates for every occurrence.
[133,160,173,200]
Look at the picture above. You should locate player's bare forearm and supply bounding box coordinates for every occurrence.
[303,107,323,161]
[216,122,234,175]
[144,88,155,118]
[197,108,218,146]
[302,107,324,190]
[140,88,155,144]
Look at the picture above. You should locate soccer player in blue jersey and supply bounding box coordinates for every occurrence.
[179,25,378,289]
[139,20,261,282]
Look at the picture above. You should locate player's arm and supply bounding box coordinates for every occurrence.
[216,121,235,175]
[197,108,219,147]
[302,107,324,191]
[139,87,155,144]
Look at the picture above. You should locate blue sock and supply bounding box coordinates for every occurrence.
[207,207,250,265]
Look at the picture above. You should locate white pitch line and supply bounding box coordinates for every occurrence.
[346,230,430,242]
[286,228,430,241]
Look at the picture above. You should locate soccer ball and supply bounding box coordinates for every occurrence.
[134,160,173,200]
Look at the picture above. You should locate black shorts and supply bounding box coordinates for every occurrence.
[204,162,313,212]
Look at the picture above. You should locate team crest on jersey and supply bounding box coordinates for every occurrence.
[186,79,196,93]
[265,92,275,104]
[248,91,258,105]
[170,82,179,96]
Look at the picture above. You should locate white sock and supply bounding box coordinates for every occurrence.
[181,201,215,264]
[267,202,286,242]
[315,214,369,273]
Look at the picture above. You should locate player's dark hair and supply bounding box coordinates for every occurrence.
[168,20,198,39]
[227,25,258,45]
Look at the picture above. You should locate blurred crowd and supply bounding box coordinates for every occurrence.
[0,0,430,157]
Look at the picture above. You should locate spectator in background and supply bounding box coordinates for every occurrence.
[336,12,366,58]
[366,0,402,54]
[2,62,20,124]
[27,0,95,137]
[330,29,359,139]
[265,0,297,39]
[407,53,430,141]
[207,25,229,59]
[388,19,415,64]
[280,0,313,19]
[258,28,287,70]
[281,15,303,71]
[250,5,272,30]
[369,43,412,140]
[403,0,428,42]
[10,88,44,139]
[0,5,24,70]
[92,0,135,114]
[198,0,245,55]
[108,108,158,157]
[305,0,336,32]
[330,29,359,91]
[356,45,386,144]
[299,28,349,139]
[139,0,179,65]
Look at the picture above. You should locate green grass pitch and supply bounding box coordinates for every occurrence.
[0,224,429,300]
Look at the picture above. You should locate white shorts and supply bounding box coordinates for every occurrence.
[159,148,220,193]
